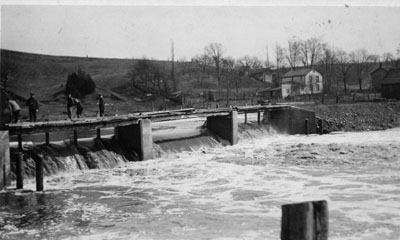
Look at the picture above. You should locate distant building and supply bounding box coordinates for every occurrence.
[281,69,323,99]
[257,87,282,100]
[381,68,400,99]
[249,68,274,84]
[370,63,390,91]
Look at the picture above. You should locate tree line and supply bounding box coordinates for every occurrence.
[130,38,400,99]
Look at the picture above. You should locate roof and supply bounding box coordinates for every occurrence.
[382,68,400,85]
[259,87,282,93]
[282,69,314,78]
[370,66,390,75]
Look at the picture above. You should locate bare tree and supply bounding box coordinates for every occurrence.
[237,55,263,75]
[350,48,371,91]
[275,44,285,69]
[286,37,301,69]
[382,52,395,62]
[194,54,212,74]
[300,38,323,67]
[397,43,400,59]
[221,56,236,106]
[204,43,225,91]
[320,43,337,94]
[336,49,352,92]
[178,57,189,75]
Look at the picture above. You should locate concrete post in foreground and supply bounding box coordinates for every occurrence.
[16,152,24,189]
[114,119,154,160]
[35,157,44,191]
[206,111,238,145]
[281,200,328,240]
[0,131,11,190]
[139,119,153,160]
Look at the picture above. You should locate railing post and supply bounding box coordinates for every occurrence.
[257,111,261,124]
[18,134,23,151]
[35,157,44,191]
[97,128,101,139]
[16,152,24,189]
[45,132,50,146]
[281,200,328,240]
[305,118,309,135]
[245,112,247,124]
[73,130,78,146]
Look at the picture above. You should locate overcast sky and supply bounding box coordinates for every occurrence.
[1,1,400,61]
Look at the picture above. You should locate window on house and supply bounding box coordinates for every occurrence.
[316,84,320,91]
[316,76,319,83]
[309,76,312,83]
[287,89,290,94]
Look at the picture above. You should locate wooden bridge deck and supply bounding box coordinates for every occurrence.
[6,105,291,136]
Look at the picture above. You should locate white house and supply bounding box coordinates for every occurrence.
[281,69,323,98]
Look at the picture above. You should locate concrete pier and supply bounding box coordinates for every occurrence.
[114,119,154,160]
[263,107,317,134]
[0,131,10,190]
[207,111,238,145]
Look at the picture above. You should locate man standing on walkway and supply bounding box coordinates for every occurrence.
[75,98,83,118]
[8,99,20,123]
[67,93,74,119]
[98,94,105,117]
[26,93,39,122]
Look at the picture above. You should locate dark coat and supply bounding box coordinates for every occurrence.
[27,97,39,110]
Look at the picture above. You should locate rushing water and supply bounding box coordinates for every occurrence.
[1,118,400,240]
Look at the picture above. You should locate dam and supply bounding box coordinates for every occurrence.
[1,105,318,191]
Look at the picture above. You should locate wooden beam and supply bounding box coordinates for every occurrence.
[16,152,24,189]
[35,157,44,191]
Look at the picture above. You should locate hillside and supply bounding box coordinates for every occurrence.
[1,49,267,120]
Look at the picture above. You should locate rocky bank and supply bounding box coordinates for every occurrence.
[302,101,400,132]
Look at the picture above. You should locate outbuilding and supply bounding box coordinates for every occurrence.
[381,68,400,99]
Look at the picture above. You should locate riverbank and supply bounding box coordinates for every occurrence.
[302,101,400,132]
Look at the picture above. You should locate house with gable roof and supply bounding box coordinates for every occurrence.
[281,68,323,98]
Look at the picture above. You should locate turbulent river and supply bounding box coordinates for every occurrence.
[1,117,400,240]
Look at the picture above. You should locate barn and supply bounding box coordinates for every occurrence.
[381,68,400,100]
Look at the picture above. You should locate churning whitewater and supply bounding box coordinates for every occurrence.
[1,118,400,240]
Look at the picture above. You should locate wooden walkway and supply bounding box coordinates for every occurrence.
[6,105,292,136]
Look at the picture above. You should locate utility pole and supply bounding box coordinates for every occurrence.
[171,40,176,92]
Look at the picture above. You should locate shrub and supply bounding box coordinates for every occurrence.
[65,68,96,98]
